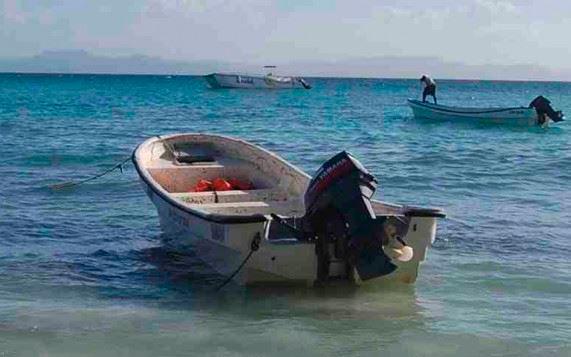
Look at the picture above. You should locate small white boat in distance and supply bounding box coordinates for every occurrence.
[133,134,444,287]
[408,96,564,126]
[205,72,311,89]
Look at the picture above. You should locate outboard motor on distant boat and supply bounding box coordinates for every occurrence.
[302,151,397,283]
[298,78,311,89]
[529,96,565,124]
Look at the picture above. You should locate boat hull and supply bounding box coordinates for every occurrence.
[408,99,539,126]
[141,179,439,286]
[205,73,310,89]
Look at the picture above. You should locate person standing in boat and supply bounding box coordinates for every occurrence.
[420,75,437,104]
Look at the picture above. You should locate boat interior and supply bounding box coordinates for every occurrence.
[140,136,308,217]
[138,135,424,221]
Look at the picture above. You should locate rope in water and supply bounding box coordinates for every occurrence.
[49,156,131,190]
[216,232,261,291]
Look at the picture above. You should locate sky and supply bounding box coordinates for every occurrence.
[0,0,570,71]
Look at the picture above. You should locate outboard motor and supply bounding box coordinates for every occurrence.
[302,151,396,282]
[298,78,311,89]
[529,96,565,123]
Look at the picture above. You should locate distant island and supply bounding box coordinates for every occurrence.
[0,50,225,76]
[0,50,569,81]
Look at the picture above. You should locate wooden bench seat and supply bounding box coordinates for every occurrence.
[148,159,275,192]
[185,199,304,216]
[172,189,288,204]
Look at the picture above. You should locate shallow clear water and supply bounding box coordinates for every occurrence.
[0,74,570,356]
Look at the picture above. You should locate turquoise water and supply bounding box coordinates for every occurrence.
[1,74,570,356]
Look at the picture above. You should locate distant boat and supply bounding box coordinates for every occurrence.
[408,96,564,126]
[205,72,311,89]
[132,133,444,286]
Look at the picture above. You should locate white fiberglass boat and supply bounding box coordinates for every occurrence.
[408,96,564,126]
[133,134,444,286]
[205,73,311,89]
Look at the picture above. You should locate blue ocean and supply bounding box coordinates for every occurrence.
[0,74,569,356]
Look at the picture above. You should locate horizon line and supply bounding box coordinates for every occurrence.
[1,71,570,83]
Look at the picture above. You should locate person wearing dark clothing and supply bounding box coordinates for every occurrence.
[420,75,437,104]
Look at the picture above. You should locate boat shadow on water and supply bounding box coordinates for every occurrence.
[134,239,426,324]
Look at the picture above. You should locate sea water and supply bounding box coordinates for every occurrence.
[0,74,569,356]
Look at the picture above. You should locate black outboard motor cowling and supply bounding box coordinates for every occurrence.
[303,151,396,282]
[529,96,565,123]
[298,78,311,89]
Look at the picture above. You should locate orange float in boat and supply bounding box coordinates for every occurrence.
[193,179,212,192]
[193,178,255,192]
[228,178,254,190]
[212,178,233,191]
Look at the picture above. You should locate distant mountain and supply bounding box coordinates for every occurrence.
[1,50,570,81]
[276,57,571,81]
[0,50,230,75]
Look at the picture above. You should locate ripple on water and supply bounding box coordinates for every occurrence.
[0,75,570,355]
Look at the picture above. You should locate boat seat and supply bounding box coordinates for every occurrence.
[148,158,275,192]
[188,201,270,209]
[176,154,216,165]
[172,189,288,204]
[186,200,304,216]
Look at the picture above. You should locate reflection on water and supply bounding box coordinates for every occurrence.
[0,241,431,356]
[138,242,424,323]
[0,230,568,356]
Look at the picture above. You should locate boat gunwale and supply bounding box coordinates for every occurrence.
[133,133,445,224]
[407,99,535,116]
